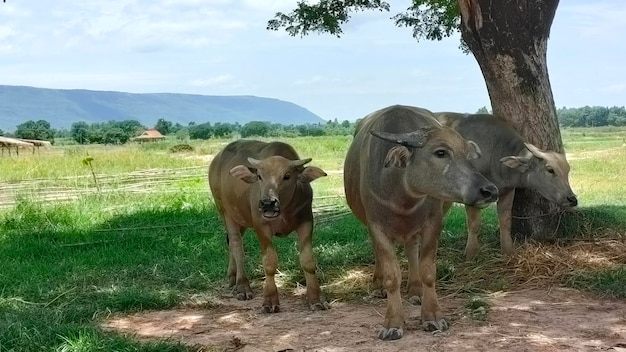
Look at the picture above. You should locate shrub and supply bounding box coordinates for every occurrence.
[169,144,194,153]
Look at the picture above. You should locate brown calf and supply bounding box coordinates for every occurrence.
[208,140,328,313]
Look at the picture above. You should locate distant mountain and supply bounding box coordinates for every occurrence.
[0,85,325,132]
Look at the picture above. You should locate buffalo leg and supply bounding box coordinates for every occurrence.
[227,224,246,287]
[464,205,483,260]
[296,220,328,310]
[371,259,386,298]
[497,189,515,256]
[405,238,422,305]
[258,231,280,313]
[419,218,448,332]
[225,218,252,300]
[370,224,404,340]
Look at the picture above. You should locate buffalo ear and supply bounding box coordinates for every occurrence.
[230,165,259,183]
[384,146,412,168]
[500,156,531,173]
[467,140,482,160]
[299,166,327,183]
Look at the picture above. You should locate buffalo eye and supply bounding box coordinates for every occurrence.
[546,166,555,175]
[257,174,263,181]
[283,173,291,180]
[434,149,448,158]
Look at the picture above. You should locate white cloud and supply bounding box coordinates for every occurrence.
[162,0,231,8]
[0,26,15,40]
[558,2,626,41]
[190,74,236,87]
[409,68,430,77]
[17,1,251,54]
[0,70,173,92]
[602,83,626,93]
[294,76,324,85]
[0,0,623,123]
[243,0,297,12]
[0,2,28,17]
[0,44,14,55]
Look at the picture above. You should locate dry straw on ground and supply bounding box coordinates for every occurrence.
[513,238,626,289]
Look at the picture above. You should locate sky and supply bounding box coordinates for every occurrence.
[0,0,624,122]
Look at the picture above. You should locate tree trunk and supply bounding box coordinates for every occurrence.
[459,0,564,240]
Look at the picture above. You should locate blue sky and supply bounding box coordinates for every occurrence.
[0,0,624,122]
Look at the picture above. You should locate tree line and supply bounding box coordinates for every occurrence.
[557,106,626,127]
[476,106,626,127]
[2,107,623,144]
[0,117,354,144]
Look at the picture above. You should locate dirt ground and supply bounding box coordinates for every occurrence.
[103,286,626,352]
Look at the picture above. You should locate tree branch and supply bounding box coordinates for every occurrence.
[393,0,460,41]
[267,0,391,37]
[268,0,463,45]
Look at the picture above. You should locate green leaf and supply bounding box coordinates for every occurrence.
[81,156,94,166]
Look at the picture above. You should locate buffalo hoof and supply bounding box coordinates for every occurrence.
[233,284,253,300]
[408,295,422,305]
[369,288,387,299]
[465,244,480,261]
[237,291,253,300]
[501,244,515,258]
[423,318,449,332]
[378,327,403,340]
[310,301,330,311]
[262,304,280,313]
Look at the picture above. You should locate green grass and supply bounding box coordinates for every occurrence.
[562,126,626,152]
[465,295,490,322]
[0,136,362,350]
[567,266,626,298]
[1,130,626,350]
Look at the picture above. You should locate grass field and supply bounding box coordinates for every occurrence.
[1,131,625,351]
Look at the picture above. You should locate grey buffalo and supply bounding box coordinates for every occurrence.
[208,140,328,313]
[435,112,578,259]
[344,105,498,340]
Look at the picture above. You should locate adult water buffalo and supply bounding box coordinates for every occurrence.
[208,140,328,313]
[344,105,498,340]
[435,112,578,259]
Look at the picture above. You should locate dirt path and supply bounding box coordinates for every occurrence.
[103,287,626,351]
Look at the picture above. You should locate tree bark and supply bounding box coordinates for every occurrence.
[459,0,564,240]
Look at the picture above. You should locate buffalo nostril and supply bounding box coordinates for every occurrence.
[259,198,279,209]
[567,195,578,206]
[480,185,498,200]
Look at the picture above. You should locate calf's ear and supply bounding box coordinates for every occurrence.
[230,165,259,183]
[467,140,482,159]
[384,146,411,168]
[299,166,327,183]
[500,156,531,172]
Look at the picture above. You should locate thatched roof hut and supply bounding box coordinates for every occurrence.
[16,138,52,149]
[133,129,165,143]
[0,136,35,156]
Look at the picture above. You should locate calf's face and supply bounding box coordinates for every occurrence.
[501,143,578,208]
[371,127,498,207]
[229,156,327,219]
